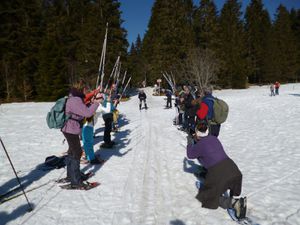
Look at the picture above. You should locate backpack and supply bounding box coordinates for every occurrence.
[44,155,66,169]
[206,97,229,124]
[211,98,229,124]
[46,96,70,129]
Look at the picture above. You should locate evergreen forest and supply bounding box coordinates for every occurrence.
[1,0,300,102]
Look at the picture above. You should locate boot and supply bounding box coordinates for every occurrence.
[232,197,247,220]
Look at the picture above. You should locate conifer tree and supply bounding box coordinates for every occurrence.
[218,0,248,88]
[193,0,219,51]
[265,5,298,82]
[290,9,300,81]
[244,0,271,84]
[142,0,195,84]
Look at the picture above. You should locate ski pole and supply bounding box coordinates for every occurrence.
[0,137,33,212]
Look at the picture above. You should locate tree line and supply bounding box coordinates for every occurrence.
[1,0,300,102]
[0,0,128,102]
[128,0,300,90]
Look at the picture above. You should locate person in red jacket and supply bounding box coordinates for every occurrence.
[196,86,221,137]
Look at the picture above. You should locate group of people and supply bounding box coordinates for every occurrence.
[61,80,121,189]
[270,81,280,96]
[170,85,246,219]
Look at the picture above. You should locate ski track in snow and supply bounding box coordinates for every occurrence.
[0,84,300,225]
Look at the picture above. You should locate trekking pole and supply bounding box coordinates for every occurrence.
[0,137,33,212]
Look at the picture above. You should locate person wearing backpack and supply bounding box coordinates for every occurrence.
[196,86,221,137]
[186,122,246,219]
[61,83,102,189]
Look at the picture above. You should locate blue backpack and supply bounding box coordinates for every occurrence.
[46,97,70,129]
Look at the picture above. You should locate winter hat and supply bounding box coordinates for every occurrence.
[203,86,213,95]
[196,121,209,137]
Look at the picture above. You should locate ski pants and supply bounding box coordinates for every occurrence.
[139,99,147,109]
[209,124,221,137]
[103,115,113,144]
[166,98,172,108]
[82,126,95,161]
[63,132,82,185]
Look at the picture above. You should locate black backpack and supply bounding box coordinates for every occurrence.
[44,155,66,169]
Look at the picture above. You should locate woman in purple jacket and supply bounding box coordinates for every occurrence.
[186,122,246,219]
[61,83,101,189]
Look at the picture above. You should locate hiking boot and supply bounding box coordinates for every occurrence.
[232,197,247,220]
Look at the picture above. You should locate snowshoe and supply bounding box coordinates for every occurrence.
[232,197,247,220]
[60,181,100,190]
[56,171,94,184]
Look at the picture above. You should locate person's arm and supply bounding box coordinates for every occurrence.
[196,102,208,120]
[186,141,202,159]
[69,97,99,118]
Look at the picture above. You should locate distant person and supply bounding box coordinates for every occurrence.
[196,86,221,137]
[138,90,148,110]
[270,84,275,96]
[186,122,246,219]
[274,81,280,95]
[166,90,172,108]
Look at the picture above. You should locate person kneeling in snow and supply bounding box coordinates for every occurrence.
[186,122,246,220]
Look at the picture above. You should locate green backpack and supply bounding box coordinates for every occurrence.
[46,97,70,129]
[208,97,229,124]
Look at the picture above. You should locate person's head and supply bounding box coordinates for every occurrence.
[203,86,213,96]
[195,121,209,139]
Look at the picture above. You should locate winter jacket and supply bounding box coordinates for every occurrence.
[83,102,111,128]
[184,93,195,116]
[62,96,99,135]
[187,135,228,168]
[196,94,214,120]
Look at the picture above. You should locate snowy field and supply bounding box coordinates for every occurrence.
[0,84,300,225]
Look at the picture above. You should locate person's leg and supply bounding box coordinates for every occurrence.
[103,117,111,144]
[210,124,221,137]
[82,126,95,161]
[63,132,82,185]
[144,100,148,109]
[139,100,142,110]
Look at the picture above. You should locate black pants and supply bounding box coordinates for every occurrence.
[103,115,113,144]
[209,124,221,137]
[63,132,82,185]
[139,99,147,109]
[166,98,172,108]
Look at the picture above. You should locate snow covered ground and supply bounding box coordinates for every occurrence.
[0,83,300,225]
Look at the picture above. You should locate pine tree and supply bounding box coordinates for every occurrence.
[290,9,300,81]
[244,0,271,84]
[193,0,219,51]
[218,0,248,88]
[142,0,195,85]
[265,5,298,83]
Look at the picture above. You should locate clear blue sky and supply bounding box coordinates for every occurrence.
[119,0,300,46]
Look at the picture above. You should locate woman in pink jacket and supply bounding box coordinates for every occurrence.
[61,83,101,189]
